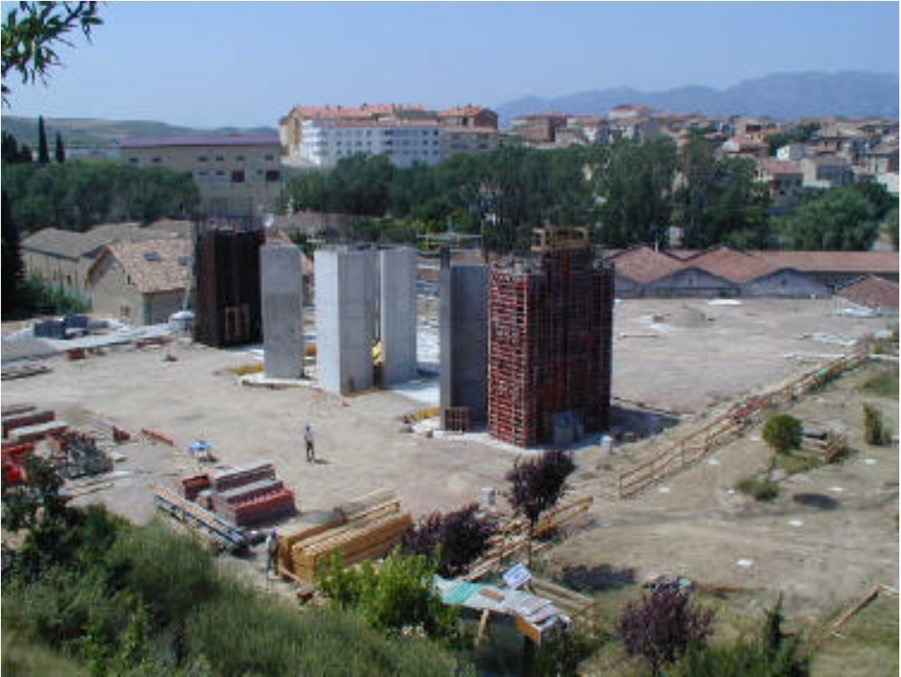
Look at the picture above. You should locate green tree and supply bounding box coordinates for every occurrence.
[37,114,49,163]
[1,188,26,316]
[778,186,881,250]
[2,1,102,104]
[54,130,65,163]
[762,414,803,453]
[595,137,676,247]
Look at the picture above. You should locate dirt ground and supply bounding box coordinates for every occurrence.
[2,298,897,618]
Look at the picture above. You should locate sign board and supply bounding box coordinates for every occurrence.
[502,561,532,589]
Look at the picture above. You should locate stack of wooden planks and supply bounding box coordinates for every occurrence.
[278,489,411,583]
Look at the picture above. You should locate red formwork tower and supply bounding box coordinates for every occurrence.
[488,227,614,447]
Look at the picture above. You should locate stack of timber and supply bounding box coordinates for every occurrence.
[279,489,411,583]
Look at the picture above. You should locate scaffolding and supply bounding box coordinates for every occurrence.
[488,230,614,447]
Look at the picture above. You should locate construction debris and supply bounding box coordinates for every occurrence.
[49,431,114,479]
[1,361,51,380]
[152,483,250,554]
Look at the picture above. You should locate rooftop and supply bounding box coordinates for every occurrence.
[120,133,280,148]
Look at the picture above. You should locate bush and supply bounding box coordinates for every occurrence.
[619,587,715,674]
[402,503,497,577]
[762,414,803,453]
[863,404,893,445]
[860,366,899,398]
[736,476,779,501]
[318,549,457,639]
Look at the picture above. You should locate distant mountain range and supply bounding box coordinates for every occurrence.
[495,71,899,124]
[2,116,277,149]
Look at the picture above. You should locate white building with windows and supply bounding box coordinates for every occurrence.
[300,119,444,168]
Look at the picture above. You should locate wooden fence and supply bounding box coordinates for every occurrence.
[617,349,867,499]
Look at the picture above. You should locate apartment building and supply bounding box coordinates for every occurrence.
[300,119,444,168]
[120,134,283,218]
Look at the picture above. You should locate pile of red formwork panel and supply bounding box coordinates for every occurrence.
[184,461,297,527]
[180,473,211,501]
[2,407,57,438]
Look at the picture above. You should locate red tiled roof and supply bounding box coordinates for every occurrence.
[608,245,686,283]
[751,250,899,274]
[687,246,775,283]
[836,275,899,310]
[439,105,491,117]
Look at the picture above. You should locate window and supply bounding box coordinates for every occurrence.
[231,170,245,183]
[215,154,224,161]
[265,170,281,182]
[129,158,139,164]
[198,155,208,162]
[264,154,275,161]
[152,157,161,163]
[236,155,245,161]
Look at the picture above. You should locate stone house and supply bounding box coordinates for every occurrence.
[86,238,193,325]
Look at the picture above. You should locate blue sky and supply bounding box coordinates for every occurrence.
[3,1,898,129]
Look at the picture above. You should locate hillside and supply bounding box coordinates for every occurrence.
[2,116,277,149]
[496,71,899,124]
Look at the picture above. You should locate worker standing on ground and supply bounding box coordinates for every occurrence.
[265,529,279,577]
[304,423,315,463]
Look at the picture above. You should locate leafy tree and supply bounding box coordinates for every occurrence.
[596,137,676,247]
[54,130,65,163]
[318,549,457,639]
[764,123,820,156]
[2,130,33,163]
[402,503,497,577]
[1,188,26,316]
[619,587,716,674]
[506,449,575,565]
[762,414,803,453]
[37,114,49,163]
[778,186,880,250]
[1,454,80,578]
[2,1,102,104]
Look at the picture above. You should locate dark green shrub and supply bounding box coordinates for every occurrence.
[762,415,803,453]
[736,476,779,501]
[863,403,893,445]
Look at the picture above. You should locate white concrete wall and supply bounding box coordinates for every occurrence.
[379,247,417,385]
[315,248,377,394]
[261,242,304,379]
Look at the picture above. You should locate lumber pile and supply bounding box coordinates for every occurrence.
[278,489,411,583]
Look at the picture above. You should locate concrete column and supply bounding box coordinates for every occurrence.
[260,242,304,379]
[439,260,489,421]
[379,247,417,385]
[315,247,377,394]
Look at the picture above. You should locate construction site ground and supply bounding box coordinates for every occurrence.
[2,298,897,628]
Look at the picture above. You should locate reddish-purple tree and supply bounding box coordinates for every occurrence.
[619,587,716,674]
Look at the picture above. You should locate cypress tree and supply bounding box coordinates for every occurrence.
[54,131,66,163]
[37,115,50,163]
[1,189,25,316]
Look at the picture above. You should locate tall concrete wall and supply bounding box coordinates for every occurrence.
[261,242,304,379]
[315,247,377,394]
[379,247,418,385]
[439,259,488,421]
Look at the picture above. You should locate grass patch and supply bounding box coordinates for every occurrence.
[735,476,779,501]
[773,450,823,475]
[811,596,899,677]
[860,366,899,399]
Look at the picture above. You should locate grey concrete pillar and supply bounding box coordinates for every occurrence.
[379,247,417,385]
[439,260,488,421]
[315,247,377,394]
[261,242,304,379]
